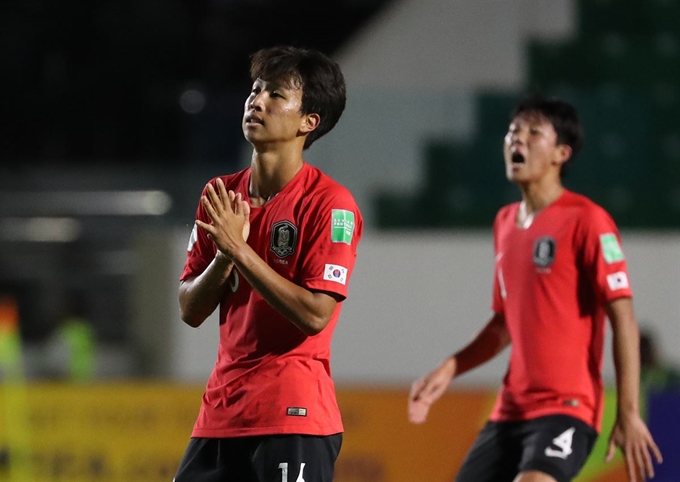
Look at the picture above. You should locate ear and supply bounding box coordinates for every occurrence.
[554,144,572,166]
[299,113,320,135]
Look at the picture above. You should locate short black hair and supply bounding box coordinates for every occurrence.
[512,94,584,176]
[249,45,347,150]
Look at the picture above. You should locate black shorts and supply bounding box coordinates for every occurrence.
[173,433,342,482]
[455,415,597,482]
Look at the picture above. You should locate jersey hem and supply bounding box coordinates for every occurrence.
[192,425,345,438]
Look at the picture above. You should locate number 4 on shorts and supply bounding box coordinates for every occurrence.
[544,427,575,459]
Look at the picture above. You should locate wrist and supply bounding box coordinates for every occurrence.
[215,250,234,265]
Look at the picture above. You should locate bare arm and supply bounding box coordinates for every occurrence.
[179,183,251,328]
[408,312,510,424]
[178,252,236,328]
[604,297,663,481]
[229,242,339,335]
[450,311,511,377]
[196,179,338,336]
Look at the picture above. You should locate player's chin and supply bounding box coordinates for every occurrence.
[505,171,519,182]
[505,167,528,182]
[242,125,263,139]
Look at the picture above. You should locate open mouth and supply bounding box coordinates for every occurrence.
[511,152,525,164]
[245,114,263,125]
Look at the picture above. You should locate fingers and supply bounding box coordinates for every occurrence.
[204,182,224,215]
[202,195,220,223]
[640,450,654,481]
[640,438,662,480]
[205,180,239,215]
[605,440,615,463]
[408,378,431,424]
[650,439,663,464]
[195,219,215,237]
[610,436,662,481]
[233,192,245,215]
[629,444,645,482]
[203,181,249,221]
[625,458,637,482]
[216,178,230,208]
[408,399,430,424]
[409,378,427,401]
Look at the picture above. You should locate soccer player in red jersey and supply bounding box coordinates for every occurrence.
[174,45,363,482]
[408,95,662,482]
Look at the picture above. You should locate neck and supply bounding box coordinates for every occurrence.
[519,183,564,214]
[249,150,304,203]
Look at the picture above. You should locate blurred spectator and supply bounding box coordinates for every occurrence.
[45,291,96,382]
[640,327,680,393]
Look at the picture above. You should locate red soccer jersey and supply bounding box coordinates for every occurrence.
[180,162,363,438]
[488,190,632,432]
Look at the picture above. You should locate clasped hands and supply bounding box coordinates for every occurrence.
[195,178,251,259]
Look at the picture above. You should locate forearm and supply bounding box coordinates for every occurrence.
[230,242,334,335]
[451,313,510,377]
[179,253,235,327]
[608,298,642,417]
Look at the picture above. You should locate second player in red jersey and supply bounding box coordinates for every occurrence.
[408,95,661,482]
[490,189,632,430]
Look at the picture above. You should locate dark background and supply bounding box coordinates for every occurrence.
[2,0,391,167]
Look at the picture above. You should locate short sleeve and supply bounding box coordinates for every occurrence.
[180,181,218,281]
[298,188,363,299]
[578,205,633,304]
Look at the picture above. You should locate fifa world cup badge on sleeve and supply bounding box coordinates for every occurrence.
[600,233,624,263]
[331,209,354,244]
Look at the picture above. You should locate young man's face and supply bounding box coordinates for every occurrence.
[503,111,570,185]
[242,77,314,148]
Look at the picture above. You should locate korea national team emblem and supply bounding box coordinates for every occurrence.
[533,236,556,267]
[270,220,298,258]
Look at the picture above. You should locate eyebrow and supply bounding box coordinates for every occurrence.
[255,78,297,92]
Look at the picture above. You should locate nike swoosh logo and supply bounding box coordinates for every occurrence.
[229,271,239,293]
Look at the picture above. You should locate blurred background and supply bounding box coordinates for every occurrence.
[1,0,680,480]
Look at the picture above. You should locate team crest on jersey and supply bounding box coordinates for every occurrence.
[533,236,556,267]
[270,220,298,258]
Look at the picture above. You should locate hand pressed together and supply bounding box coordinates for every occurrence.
[195,177,251,257]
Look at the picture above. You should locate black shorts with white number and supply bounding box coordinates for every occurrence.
[455,415,597,482]
[174,433,342,482]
